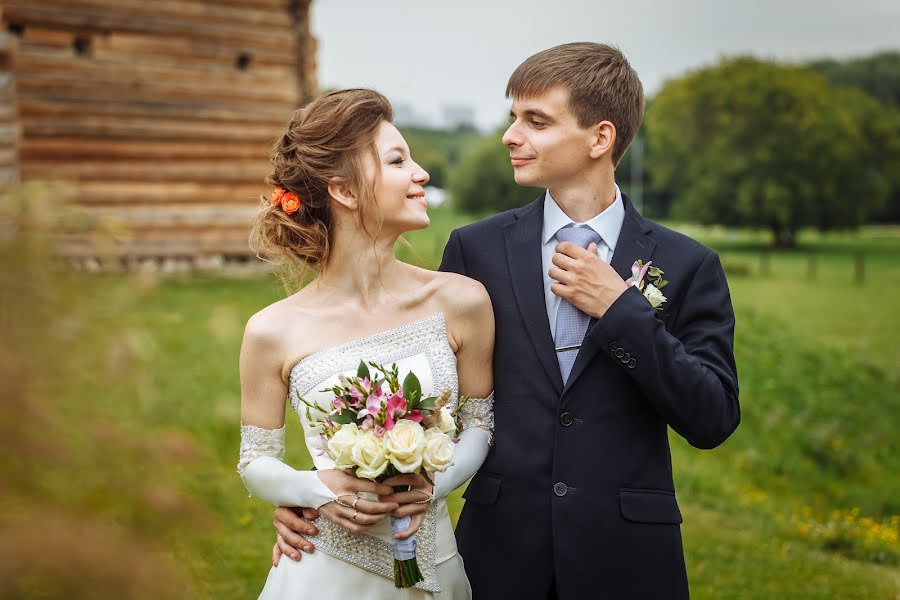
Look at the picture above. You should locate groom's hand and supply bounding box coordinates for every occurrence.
[550,242,628,318]
[272,506,320,566]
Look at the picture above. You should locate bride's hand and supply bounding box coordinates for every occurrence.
[316,469,400,533]
[379,473,435,540]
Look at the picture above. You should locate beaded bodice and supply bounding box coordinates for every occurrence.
[286,312,458,592]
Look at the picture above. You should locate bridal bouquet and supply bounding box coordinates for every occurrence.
[296,361,463,588]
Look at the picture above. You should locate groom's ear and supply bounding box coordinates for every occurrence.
[328,177,358,210]
[588,120,616,161]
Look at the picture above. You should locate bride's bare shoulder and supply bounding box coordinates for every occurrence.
[243,295,314,349]
[429,270,492,318]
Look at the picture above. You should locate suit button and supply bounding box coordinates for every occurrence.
[622,352,631,363]
[560,412,574,427]
[628,358,637,369]
[553,482,568,497]
[609,342,619,351]
[614,348,625,359]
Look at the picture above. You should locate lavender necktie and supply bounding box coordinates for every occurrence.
[554,224,602,384]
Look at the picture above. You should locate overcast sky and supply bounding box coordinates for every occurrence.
[310,0,899,131]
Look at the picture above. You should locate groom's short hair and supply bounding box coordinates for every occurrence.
[506,42,644,166]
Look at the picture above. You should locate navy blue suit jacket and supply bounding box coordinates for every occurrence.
[439,193,740,600]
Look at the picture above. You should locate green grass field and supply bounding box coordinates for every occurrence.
[5,210,898,598]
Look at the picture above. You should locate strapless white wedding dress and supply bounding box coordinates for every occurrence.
[254,313,474,600]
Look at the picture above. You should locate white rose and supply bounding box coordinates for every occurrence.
[643,283,667,309]
[327,423,358,469]
[422,427,455,472]
[352,431,389,480]
[436,406,456,434]
[384,419,425,473]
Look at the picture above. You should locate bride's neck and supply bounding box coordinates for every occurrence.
[312,229,406,310]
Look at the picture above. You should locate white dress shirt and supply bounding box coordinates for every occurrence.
[542,185,626,339]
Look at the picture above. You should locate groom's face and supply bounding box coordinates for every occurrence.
[503,86,596,189]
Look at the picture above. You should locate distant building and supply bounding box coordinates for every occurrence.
[441,104,476,130]
[393,102,433,129]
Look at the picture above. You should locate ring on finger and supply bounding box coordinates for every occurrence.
[352,496,360,509]
[351,509,359,522]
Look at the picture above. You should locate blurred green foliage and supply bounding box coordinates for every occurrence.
[448,129,542,214]
[646,57,899,247]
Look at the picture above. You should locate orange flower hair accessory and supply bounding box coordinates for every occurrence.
[270,186,301,215]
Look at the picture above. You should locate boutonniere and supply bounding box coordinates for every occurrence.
[625,260,668,309]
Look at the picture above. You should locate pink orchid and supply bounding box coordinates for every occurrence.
[405,409,424,424]
[349,377,370,401]
[360,415,375,430]
[365,394,382,416]
[374,424,386,437]
[384,392,409,430]
[626,260,650,289]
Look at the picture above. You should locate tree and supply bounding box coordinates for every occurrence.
[645,57,898,247]
[448,130,541,214]
[809,51,900,107]
[809,51,900,223]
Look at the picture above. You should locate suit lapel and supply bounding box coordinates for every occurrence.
[562,194,657,397]
[504,194,564,396]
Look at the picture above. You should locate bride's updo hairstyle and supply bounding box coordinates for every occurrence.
[250,88,393,289]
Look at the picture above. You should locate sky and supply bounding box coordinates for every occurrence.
[310,0,899,131]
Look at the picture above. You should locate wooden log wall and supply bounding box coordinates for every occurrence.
[0,0,317,262]
[0,31,18,194]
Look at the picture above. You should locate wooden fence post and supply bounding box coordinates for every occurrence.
[760,250,770,277]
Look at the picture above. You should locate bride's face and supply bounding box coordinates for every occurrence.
[369,120,430,234]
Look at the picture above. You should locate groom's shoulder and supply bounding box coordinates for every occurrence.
[453,201,537,239]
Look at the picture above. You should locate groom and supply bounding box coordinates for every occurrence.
[437,43,739,599]
[273,43,740,599]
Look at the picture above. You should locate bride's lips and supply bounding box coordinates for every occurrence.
[407,193,427,207]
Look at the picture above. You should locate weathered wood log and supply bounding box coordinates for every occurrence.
[95,31,296,68]
[77,203,259,227]
[71,182,268,205]
[18,27,296,68]
[23,159,271,183]
[34,0,292,29]
[20,115,284,142]
[2,3,295,50]
[17,74,300,108]
[16,51,299,98]
[19,97,292,126]
[21,138,272,160]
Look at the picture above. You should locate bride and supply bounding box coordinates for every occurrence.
[237,89,495,599]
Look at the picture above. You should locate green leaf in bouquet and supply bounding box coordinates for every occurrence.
[417,396,437,411]
[648,266,663,277]
[402,372,421,404]
[357,361,371,380]
[657,280,669,289]
[330,412,352,424]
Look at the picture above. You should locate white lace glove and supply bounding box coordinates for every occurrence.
[433,392,494,500]
[237,424,335,509]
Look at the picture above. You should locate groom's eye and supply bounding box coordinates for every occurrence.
[531,120,546,128]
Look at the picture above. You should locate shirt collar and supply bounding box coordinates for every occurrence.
[542,184,625,251]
